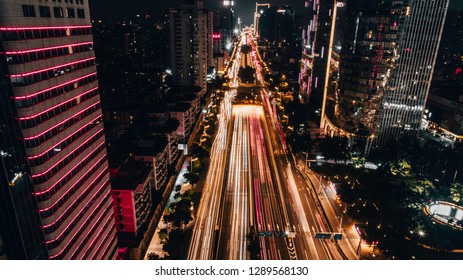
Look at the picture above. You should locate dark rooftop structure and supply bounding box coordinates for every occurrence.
[130,136,168,157]
[111,157,152,190]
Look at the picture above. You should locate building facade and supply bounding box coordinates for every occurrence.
[169,0,213,92]
[325,0,449,153]
[0,0,118,259]
[299,0,337,127]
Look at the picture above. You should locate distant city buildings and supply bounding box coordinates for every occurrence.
[257,4,296,44]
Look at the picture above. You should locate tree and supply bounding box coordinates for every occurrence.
[146,252,160,260]
[163,199,193,228]
[201,136,212,150]
[450,183,463,203]
[158,228,168,243]
[317,136,350,162]
[163,229,187,259]
[190,143,209,159]
[205,125,215,135]
[184,172,199,185]
[407,179,436,204]
[238,66,256,83]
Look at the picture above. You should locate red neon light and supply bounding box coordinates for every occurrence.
[19,87,98,121]
[14,72,97,100]
[213,33,222,39]
[0,25,91,31]
[27,119,101,160]
[74,214,112,259]
[9,57,95,77]
[22,101,100,140]
[40,167,108,222]
[92,228,117,260]
[456,67,462,75]
[48,191,111,259]
[31,133,105,179]
[34,149,105,196]
[27,115,101,161]
[1,42,93,55]
[94,228,117,260]
[46,190,111,258]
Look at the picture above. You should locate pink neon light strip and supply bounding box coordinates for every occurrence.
[1,42,93,55]
[27,116,100,161]
[27,115,101,160]
[27,124,103,160]
[34,150,105,196]
[90,227,116,260]
[31,131,105,178]
[14,72,97,100]
[48,189,111,259]
[40,167,108,224]
[0,25,91,31]
[77,215,114,259]
[18,86,98,120]
[43,185,110,246]
[9,57,95,77]
[22,101,100,140]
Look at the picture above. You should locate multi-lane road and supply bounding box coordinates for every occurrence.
[188,31,346,260]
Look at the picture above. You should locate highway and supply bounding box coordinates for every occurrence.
[188,31,345,260]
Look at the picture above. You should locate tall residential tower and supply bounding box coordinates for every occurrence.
[0,0,118,259]
[169,0,213,92]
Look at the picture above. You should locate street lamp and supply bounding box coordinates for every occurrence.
[254,3,270,37]
[339,205,347,233]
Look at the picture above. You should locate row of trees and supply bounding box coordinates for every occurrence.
[149,89,223,260]
[318,138,463,258]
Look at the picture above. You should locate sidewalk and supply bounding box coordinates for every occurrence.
[144,145,213,260]
[144,160,191,259]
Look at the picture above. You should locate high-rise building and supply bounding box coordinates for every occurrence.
[258,5,296,44]
[324,0,449,153]
[299,0,337,127]
[221,0,235,50]
[0,0,118,259]
[169,0,213,93]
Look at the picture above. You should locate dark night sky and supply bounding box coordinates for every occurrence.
[89,0,463,23]
[90,0,310,24]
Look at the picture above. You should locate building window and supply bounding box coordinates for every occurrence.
[22,5,36,17]
[77,9,85,18]
[54,7,64,18]
[66,8,75,18]
[39,6,51,18]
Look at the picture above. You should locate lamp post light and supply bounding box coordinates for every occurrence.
[254,2,270,37]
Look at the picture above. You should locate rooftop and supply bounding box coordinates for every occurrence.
[111,157,152,190]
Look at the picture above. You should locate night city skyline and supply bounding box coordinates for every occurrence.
[1,0,463,263]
